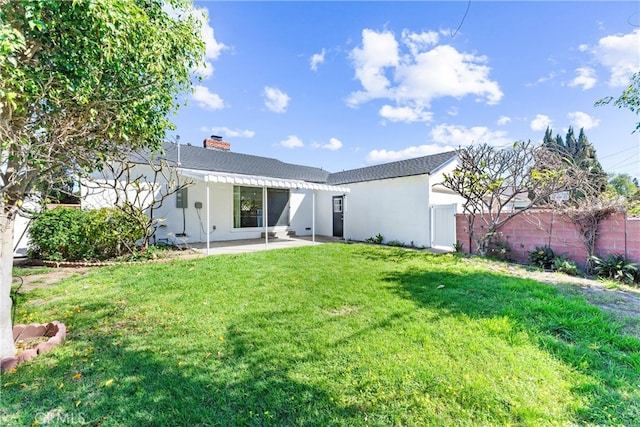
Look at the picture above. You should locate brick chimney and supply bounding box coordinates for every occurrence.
[203,135,230,151]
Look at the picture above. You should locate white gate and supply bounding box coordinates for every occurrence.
[430,204,456,249]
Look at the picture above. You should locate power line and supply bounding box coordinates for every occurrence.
[598,144,639,160]
[450,0,471,38]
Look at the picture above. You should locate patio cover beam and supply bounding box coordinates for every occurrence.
[182,168,350,254]
[179,168,351,193]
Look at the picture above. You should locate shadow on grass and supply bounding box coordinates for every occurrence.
[2,310,361,426]
[383,265,640,425]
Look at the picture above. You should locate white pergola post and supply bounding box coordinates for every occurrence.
[263,186,268,248]
[206,176,210,255]
[343,194,347,241]
[312,192,316,243]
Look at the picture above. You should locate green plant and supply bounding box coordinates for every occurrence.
[552,255,579,276]
[590,254,638,284]
[386,240,405,247]
[27,207,89,261]
[85,207,146,259]
[28,207,145,262]
[365,233,383,244]
[486,236,513,261]
[453,240,464,252]
[122,245,166,262]
[528,246,556,269]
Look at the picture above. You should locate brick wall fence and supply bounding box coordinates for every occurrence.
[455,211,640,267]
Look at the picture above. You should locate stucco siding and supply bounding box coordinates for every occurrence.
[83,169,325,244]
[428,159,465,210]
[345,174,431,247]
[314,191,343,237]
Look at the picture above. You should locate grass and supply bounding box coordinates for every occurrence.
[2,243,639,426]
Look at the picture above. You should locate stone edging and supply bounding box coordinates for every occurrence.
[1,321,67,372]
[30,259,144,268]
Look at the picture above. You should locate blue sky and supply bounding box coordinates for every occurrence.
[170,1,640,179]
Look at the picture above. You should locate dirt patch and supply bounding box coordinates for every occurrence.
[326,306,359,317]
[13,267,91,292]
[13,249,203,292]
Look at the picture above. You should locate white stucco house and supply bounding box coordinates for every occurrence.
[81,137,463,252]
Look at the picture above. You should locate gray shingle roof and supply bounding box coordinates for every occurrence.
[327,151,458,185]
[143,141,331,183]
[132,142,457,185]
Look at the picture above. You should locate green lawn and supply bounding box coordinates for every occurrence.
[3,244,639,426]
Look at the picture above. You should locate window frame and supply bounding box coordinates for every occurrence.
[233,186,290,229]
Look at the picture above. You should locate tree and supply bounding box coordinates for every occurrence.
[535,147,624,270]
[442,141,567,256]
[35,166,80,205]
[81,147,194,248]
[0,0,205,360]
[541,126,607,198]
[596,71,640,133]
[609,173,639,198]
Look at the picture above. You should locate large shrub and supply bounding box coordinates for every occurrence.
[28,207,145,261]
[84,208,146,259]
[28,207,89,261]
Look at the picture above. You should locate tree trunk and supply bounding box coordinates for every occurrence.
[0,212,16,359]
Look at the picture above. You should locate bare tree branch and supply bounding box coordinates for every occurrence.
[442,141,568,255]
[82,149,194,248]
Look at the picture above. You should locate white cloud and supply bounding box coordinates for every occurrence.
[430,124,510,147]
[526,71,557,87]
[347,28,502,122]
[192,85,224,110]
[497,115,511,126]
[195,7,227,79]
[200,126,255,138]
[279,135,304,149]
[366,144,455,164]
[590,29,640,86]
[379,105,433,123]
[401,29,439,56]
[310,48,326,71]
[347,29,399,106]
[321,137,343,151]
[567,111,600,130]
[447,107,459,116]
[530,114,552,131]
[164,5,227,79]
[568,67,597,90]
[264,86,291,113]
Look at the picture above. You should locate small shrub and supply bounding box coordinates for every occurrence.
[487,236,513,262]
[122,245,164,262]
[365,233,383,244]
[386,240,405,247]
[453,240,464,253]
[590,254,638,284]
[552,255,579,276]
[528,246,555,269]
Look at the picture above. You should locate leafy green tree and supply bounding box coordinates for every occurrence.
[609,173,639,198]
[0,0,205,359]
[596,71,640,133]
